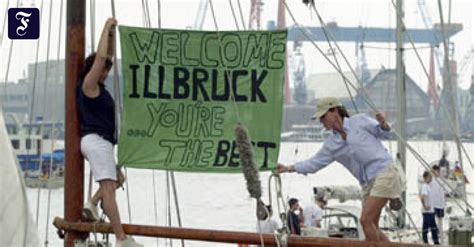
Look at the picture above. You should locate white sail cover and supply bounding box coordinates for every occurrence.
[0,111,40,246]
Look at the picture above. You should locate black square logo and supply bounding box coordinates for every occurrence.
[8,8,40,39]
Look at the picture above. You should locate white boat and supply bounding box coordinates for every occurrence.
[4,114,65,188]
[281,123,330,142]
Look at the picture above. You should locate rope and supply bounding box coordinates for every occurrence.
[384,206,403,243]
[85,0,96,203]
[209,3,286,246]
[124,167,133,222]
[268,173,289,232]
[152,171,160,247]
[284,2,376,111]
[141,0,151,27]
[255,200,266,247]
[208,0,243,124]
[436,0,469,209]
[388,0,474,172]
[385,0,474,213]
[228,0,240,31]
[395,197,423,242]
[284,1,474,213]
[157,0,161,28]
[267,172,289,247]
[2,0,15,112]
[0,0,10,48]
[235,0,247,30]
[44,0,63,245]
[29,0,45,226]
[166,171,173,247]
[308,3,359,113]
[170,172,185,247]
[153,3,161,246]
[89,0,96,54]
[110,0,133,223]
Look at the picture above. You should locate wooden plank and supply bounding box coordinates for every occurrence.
[53,217,436,247]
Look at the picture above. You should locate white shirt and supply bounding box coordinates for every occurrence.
[294,114,393,186]
[430,177,446,209]
[257,218,279,234]
[420,183,434,213]
[303,204,323,227]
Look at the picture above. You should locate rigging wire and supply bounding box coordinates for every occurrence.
[435,0,470,213]
[157,0,161,28]
[1,1,31,246]
[170,172,185,247]
[388,0,474,172]
[86,0,95,203]
[110,0,133,224]
[151,3,161,245]
[89,0,96,54]
[0,0,10,48]
[208,0,243,123]
[166,171,173,247]
[283,1,474,213]
[228,0,240,31]
[42,0,61,245]
[27,0,45,226]
[2,0,17,112]
[308,3,359,113]
[153,1,161,246]
[386,0,474,211]
[236,0,247,30]
[390,0,474,171]
[151,171,160,246]
[209,1,286,245]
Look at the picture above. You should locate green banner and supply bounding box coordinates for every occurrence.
[118,26,286,172]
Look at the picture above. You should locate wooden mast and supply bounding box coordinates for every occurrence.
[64,0,85,246]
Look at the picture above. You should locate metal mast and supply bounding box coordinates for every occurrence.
[396,0,407,228]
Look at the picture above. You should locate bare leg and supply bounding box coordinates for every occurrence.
[360,196,389,242]
[99,179,126,241]
[91,188,102,206]
[374,206,390,242]
[91,170,124,206]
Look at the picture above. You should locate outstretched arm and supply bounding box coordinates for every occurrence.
[82,17,117,98]
[278,144,334,175]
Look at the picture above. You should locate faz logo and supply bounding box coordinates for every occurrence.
[8,8,40,39]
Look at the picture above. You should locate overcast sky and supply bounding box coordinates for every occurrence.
[0,0,472,90]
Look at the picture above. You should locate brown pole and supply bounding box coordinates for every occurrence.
[65,0,85,246]
[53,217,430,247]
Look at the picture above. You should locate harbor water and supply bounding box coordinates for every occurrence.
[28,141,474,246]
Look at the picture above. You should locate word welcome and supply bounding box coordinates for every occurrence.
[128,30,287,69]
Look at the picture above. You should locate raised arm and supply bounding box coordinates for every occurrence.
[82,18,117,98]
[363,112,391,138]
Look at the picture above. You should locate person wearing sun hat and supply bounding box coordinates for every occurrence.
[277,97,406,242]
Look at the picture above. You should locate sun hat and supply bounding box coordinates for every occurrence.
[311,97,343,120]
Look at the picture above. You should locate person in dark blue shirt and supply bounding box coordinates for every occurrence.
[78,17,142,247]
[287,198,303,235]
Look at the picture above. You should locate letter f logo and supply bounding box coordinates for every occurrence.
[8,8,40,39]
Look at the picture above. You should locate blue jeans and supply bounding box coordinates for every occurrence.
[422,213,439,244]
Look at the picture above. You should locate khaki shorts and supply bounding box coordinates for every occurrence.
[361,162,406,204]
